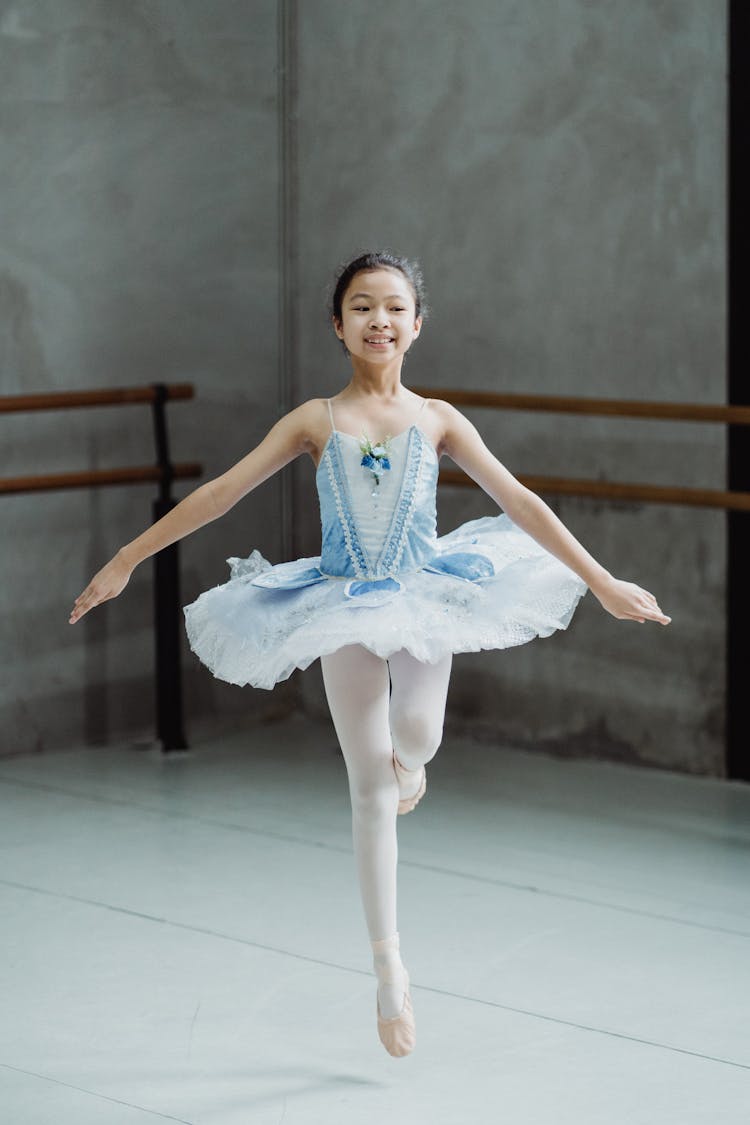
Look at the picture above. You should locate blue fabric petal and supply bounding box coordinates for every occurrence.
[424,552,495,582]
[251,563,326,590]
[361,454,376,469]
[344,577,403,606]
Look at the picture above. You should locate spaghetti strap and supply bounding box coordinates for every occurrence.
[326,398,335,433]
[417,396,429,414]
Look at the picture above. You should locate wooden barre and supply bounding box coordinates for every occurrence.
[415,387,750,426]
[6,385,745,423]
[5,462,742,509]
[438,469,750,511]
[0,384,195,414]
[0,463,203,495]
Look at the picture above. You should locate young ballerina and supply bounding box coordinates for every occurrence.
[70,250,671,1059]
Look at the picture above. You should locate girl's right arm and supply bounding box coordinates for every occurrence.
[69,402,318,624]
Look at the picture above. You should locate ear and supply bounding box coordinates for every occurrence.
[413,315,423,339]
[332,315,344,340]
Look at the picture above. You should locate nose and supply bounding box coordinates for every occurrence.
[369,306,390,329]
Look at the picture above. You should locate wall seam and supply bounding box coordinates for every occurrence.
[277,0,299,560]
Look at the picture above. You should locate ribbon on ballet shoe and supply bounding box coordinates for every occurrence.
[371,932,411,1031]
[371,932,400,958]
[371,932,403,989]
[392,751,426,813]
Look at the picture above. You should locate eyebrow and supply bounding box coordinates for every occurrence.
[347,292,408,301]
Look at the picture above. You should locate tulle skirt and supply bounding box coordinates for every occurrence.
[183,515,588,690]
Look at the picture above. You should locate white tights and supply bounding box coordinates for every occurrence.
[320,645,452,1015]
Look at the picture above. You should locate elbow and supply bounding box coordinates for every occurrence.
[502,485,533,525]
[200,479,230,520]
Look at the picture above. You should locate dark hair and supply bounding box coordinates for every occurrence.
[329,250,429,354]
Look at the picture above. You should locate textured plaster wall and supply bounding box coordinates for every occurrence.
[1,1,285,754]
[1,2,726,776]
[291,1,726,775]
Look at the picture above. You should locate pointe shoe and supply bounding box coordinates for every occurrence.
[393,750,426,815]
[377,969,416,1057]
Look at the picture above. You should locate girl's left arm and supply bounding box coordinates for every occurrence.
[440,405,671,626]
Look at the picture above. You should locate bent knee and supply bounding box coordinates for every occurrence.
[390,708,443,762]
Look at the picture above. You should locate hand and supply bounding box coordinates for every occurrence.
[69,552,133,624]
[592,576,671,625]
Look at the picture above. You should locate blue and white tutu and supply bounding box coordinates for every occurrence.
[183,417,588,690]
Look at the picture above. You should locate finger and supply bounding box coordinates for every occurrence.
[639,607,672,624]
[634,597,668,618]
[70,589,98,622]
[70,599,90,623]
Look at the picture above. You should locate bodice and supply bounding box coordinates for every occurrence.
[316,425,439,580]
[243,415,495,603]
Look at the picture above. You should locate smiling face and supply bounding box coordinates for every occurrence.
[332,268,422,362]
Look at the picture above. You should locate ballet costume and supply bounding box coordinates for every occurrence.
[183,397,588,1056]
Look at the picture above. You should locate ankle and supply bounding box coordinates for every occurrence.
[371,933,404,978]
[371,932,400,957]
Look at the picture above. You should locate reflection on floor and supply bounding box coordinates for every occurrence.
[1,712,748,1125]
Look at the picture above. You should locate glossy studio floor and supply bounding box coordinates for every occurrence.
[1,711,748,1125]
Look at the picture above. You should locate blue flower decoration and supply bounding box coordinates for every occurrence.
[359,435,392,487]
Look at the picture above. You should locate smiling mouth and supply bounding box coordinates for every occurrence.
[365,338,394,345]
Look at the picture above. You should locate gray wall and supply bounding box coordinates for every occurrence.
[291,0,726,776]
[1,1,289,754]
[2,2,726,776]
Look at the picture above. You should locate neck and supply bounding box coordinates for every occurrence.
[343,357,407,401]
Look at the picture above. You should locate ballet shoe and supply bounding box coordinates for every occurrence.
[393,750,426,815]
[371,932,416,1057]
[376,969,416,1057]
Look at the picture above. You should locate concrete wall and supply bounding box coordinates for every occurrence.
[291,1,727,775]
[1,2,727,776]
[1,1,288,754]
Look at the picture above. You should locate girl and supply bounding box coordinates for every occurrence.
[70,250,670,1059]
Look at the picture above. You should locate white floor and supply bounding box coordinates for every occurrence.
[1,712,748,1125]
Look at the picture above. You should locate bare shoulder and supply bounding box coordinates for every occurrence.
[300,397,332,452]
[277,397,331,460]
[418,397,479,458]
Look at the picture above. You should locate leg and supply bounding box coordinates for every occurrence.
[320,644,398,941]
[321,645,411,1028]
[388,649,453,772]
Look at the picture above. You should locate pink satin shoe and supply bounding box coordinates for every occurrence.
[393,751,426,815]
[376,969,416,1057]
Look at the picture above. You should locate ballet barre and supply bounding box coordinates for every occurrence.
[414,385,750,782]
[414,387,750,511]
[0,383,203,753]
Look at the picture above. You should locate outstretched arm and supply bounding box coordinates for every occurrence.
[69,402,316,624]
[439,404,671,626]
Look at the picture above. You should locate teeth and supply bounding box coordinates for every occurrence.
[366,338,392,343]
